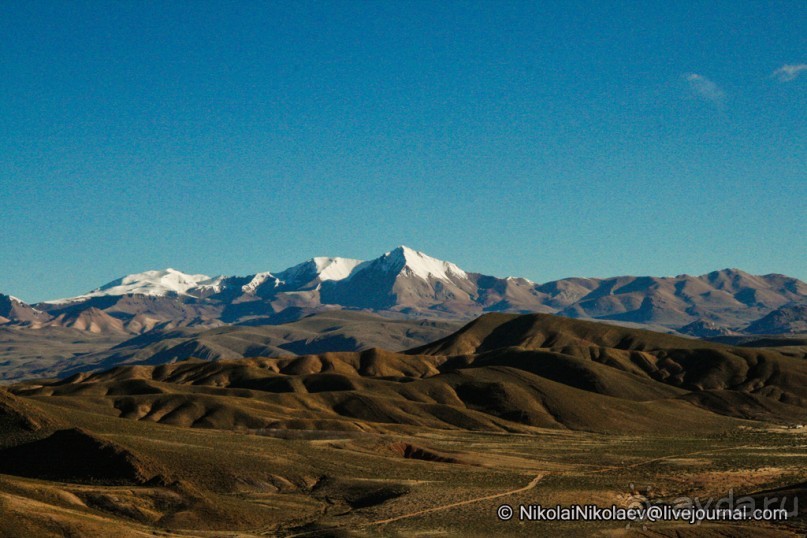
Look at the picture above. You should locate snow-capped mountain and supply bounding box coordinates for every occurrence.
[207,257,366,302]
[320,246,479,311]
[264,257,365,293]
[239,272,279,295]
[47,268,225,304]
[4,246,804,335]
[372,246,467,282]
[283,257,366,284]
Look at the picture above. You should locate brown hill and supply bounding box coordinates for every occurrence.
[0,427,167,484]
[0,294,51,325]
[15,357,744,434]
[406,312,711,356]
[678,319,737,337]
[43,294,224,333]
[14,313,807,434]
[0,388,55,438]
[47,306,128,334]
[745,303,807,334]
[409,313,807,410]
[0,326,129,383]
[3,312,807,537]
[44,310,461,380]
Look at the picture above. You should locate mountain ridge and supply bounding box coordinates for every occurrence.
[2,246,805,336]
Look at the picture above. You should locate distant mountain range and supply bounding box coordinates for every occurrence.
[2,246,806,336]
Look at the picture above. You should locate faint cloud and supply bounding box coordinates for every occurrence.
[684,73,725,105]
[772,64,807,82]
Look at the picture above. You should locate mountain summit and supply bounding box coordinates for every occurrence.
[318,247,478,312]
[377,246,468,282]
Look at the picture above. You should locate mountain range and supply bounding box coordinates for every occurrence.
[2,300,807,536]
[2,246,806,337]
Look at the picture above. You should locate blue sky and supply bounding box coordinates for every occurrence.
[1,1,805,302]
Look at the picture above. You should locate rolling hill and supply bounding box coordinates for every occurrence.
[13,313,807,433]
[0,311,462,383]
[2,312,807,537]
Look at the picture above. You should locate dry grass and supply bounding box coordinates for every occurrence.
[1,313,806,536]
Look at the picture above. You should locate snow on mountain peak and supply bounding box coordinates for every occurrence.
[95,268,216,296]
[49,268,223,303]
[193,275,227,292]
[241,272,279,294]
[380,246,467,282]
[277,257,366,286]
[310,257,366,281]
[41,246,473,304]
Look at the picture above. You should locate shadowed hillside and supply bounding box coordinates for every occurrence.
[2,313,807,536]
[0,311,462,383]
[13,313,807,434]
[0,428,168,484]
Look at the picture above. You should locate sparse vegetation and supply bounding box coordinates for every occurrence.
[1,314,805,536]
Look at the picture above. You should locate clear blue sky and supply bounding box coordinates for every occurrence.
[2,1,805,302]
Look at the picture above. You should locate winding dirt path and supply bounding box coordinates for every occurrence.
[281,472,544,537]
[366,472,545,527]
[280,444,754,537]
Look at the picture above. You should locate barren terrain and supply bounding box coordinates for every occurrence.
[1,313,806,536]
